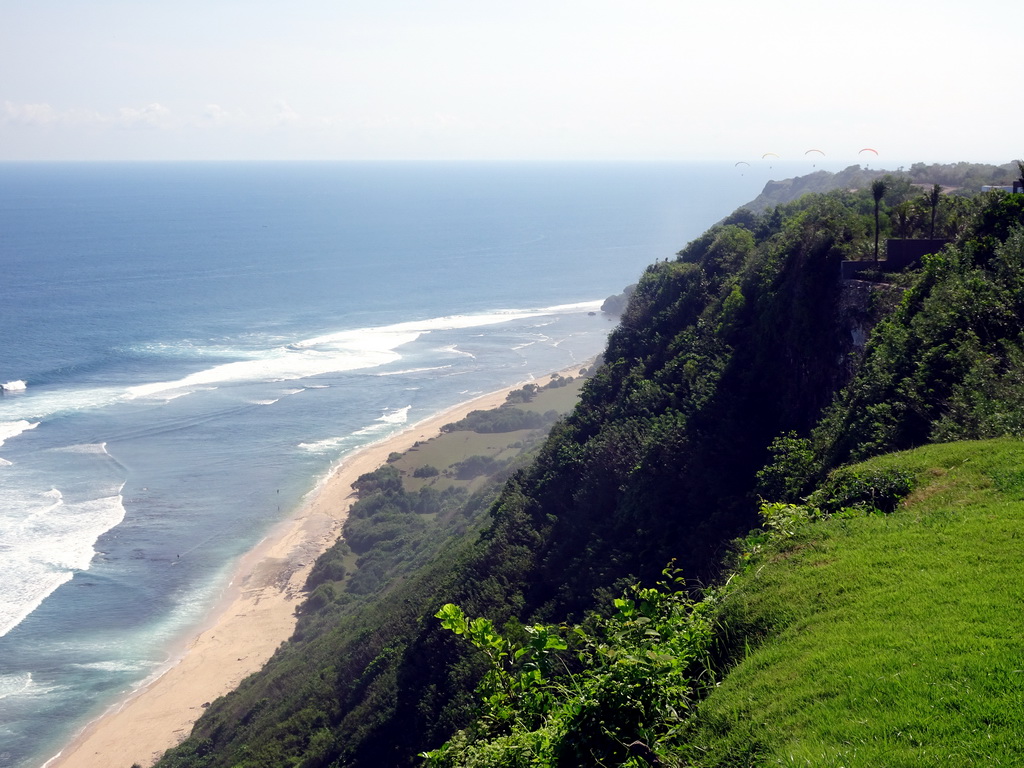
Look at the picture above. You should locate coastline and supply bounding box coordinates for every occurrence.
[45,366,585,768]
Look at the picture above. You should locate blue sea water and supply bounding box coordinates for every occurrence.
[0,161,770,767]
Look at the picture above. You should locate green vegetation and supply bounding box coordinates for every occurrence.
[743,160,1023,214]
[691,440,1024,767]
[156,164,1024,767]
[429,440,1024,766]
[441,407,560,434]
[424,566,715,767]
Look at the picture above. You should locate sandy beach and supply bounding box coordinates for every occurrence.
[45,367,582,768]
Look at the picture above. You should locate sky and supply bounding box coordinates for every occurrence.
[1,0,1020,165]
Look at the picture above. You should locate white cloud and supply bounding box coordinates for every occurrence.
[274,101,299,126]
[116,103,172,129]
[203,103,231,125]
[3,101,60,126]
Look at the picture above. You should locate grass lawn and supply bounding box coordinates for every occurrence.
[689,439,1024,767]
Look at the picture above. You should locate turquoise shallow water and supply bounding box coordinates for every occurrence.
[0,161,770,767]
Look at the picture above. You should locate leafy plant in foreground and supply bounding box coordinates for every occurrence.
[422,566,716,767]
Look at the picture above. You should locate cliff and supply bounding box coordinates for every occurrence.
[157,171,1024,767]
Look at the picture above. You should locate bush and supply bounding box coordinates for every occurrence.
[807,466,916,514]
[452,455,504,480]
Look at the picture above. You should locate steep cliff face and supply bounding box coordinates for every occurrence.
[485,198,879,616]
[835,278,903,385]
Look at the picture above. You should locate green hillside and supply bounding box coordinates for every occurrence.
[692,439,1024,767]
[156,164,1024,767]
[420,440,1024,766]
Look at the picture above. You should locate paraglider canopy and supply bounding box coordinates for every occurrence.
[859,148,879,156]
[805,148,825,167]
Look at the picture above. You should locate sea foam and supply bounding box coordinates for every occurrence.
[0,420,38,450]
[0,441,127,638]
[0,672,33,701]
[124,305,599,403]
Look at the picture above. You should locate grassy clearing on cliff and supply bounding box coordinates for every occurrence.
[690,438,1024,767]
[394,375,588,494]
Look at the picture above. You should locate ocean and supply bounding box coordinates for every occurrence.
[0,160,775,767]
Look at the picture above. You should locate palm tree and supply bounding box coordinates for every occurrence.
[872,178,887,262]
[928,183,941,239]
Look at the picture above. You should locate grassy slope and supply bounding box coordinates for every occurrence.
[393,378,586,494]
[691,438,1024,767]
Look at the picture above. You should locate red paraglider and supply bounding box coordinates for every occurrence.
[859,148,879,156]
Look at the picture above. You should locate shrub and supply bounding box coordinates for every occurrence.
[807,465,915,514]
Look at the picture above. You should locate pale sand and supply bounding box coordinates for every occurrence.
[45,366,585,768]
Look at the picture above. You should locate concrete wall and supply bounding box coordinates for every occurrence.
[840,239,949,280]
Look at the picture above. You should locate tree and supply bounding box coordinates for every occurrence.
[928,183,942,238]
[872,178,888,261]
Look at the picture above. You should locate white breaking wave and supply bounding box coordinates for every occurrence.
[0,420,38,449]
[353,405,412,436]
[512,331,554,351]
[0,441,127,638]
[375,365,453,377]
[298,436,353,454]
[53,443,113,455]
[124,334,414,401]
[0,672,33,701]
[0,303,603,424]
[294,303,601,349]
[299,406,411,454]
[72,659,152,674]
[439,345,476,359]
[127,308,582,400]
[0,385,128,428]
[2,380,27,392]
[377,405,411,425]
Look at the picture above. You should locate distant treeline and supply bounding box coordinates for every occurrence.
[441,406,561,434]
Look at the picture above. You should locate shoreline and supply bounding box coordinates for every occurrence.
[45,365,586,768]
